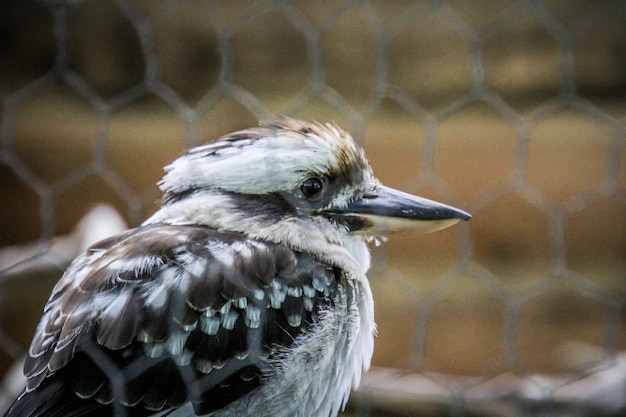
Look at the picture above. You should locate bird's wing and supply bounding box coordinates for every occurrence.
[12,224,338,416]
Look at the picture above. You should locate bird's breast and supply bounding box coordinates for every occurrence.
[213,277,375,417]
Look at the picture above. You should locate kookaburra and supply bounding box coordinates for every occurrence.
[4,118,470,417]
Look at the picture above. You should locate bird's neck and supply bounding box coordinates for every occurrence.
[144,193,371,276]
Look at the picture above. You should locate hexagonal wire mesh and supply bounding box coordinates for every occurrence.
[0,0,625,416]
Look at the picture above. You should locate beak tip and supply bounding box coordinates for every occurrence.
[457,210,471,221]
[432,204,471,222]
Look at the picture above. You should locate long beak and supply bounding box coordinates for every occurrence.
[324,185,471,235]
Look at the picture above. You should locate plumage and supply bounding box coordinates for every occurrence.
[4,118,470,417]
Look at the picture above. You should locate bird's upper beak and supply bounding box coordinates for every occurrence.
[324,185,471,235]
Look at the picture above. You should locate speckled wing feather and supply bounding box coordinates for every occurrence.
[8,224,338,417]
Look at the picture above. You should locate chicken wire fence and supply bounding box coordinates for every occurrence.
[0,0,625,416]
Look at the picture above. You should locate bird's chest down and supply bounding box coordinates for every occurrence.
[59,267,369,417]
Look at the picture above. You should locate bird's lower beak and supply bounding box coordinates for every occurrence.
[325,185,471,235]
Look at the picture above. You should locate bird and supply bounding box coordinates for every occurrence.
[3,118,470,417]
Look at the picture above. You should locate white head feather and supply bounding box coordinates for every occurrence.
[158,118,376,199]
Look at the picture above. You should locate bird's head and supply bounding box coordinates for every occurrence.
[149,118,470,268]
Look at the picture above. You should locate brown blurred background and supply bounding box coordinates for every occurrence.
[0,0,625,415]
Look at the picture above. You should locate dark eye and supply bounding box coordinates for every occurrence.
[300,177,324,199]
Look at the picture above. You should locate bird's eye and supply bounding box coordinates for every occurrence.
[300,177,324,199]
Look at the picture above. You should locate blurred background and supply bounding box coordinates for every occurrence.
[0,0,625,416]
